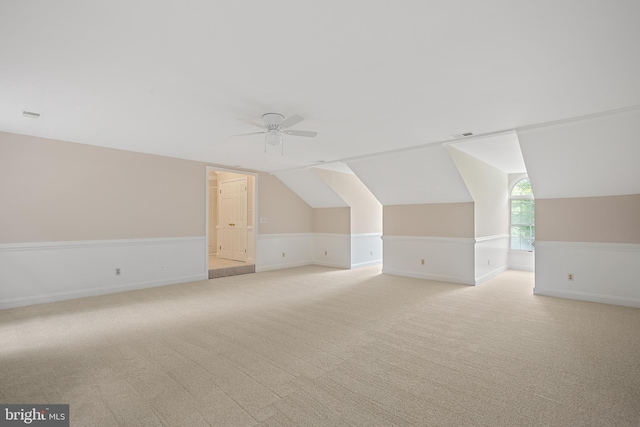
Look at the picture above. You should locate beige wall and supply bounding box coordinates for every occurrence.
[313,168,382,234]
[449,147,508,237]
[0,131,205,243]
[384,203,474,238]
[312,207,351,234]
[536,194,640,243]
[257,173,313,234]
[0,131,315,243]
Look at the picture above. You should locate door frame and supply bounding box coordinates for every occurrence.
[205,166,258,275]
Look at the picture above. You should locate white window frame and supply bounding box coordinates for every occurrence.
[509,175,535,252]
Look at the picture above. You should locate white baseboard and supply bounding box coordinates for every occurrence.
[475,265,509,285]
[351,260,382,269]
[313,260,351,269]
[533,288,640,309]
[382,268,474,285]
[0,237,207,309]
[255,261,312,272]
[1,274,205,309]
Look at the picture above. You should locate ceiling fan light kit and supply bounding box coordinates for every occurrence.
[232,113,318,155]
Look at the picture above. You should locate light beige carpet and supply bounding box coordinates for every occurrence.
[1,266,639,426]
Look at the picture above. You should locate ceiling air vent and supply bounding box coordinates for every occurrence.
[451,132,474,138]
[22,111,41,118]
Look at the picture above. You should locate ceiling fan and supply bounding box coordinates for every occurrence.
[232,113,318,154]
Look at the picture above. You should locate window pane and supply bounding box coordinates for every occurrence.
[511,178,532,196]
[511,237,521,250]
[511,225,535,251]
[510,180,535,251]
[511,200,525,223]
[511,200,534,226]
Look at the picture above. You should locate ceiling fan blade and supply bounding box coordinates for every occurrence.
[236,118,265,129]
[283,130,318,138]
[279,114,305,128]
[231,131,266,137]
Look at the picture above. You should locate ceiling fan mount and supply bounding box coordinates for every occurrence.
[232,113,318,155]
[262,113,285,127]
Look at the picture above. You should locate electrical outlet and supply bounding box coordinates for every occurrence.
[324,251,327,256]
[115,268,121,276]
[568,273,574,281]
[282,252,285,258]
[421,259,425,265]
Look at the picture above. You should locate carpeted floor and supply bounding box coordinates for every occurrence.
[1,266,639,426]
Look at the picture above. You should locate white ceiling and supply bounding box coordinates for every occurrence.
[1,1,639,173]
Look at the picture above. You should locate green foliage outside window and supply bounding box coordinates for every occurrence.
[510,179,534,251]
[511,179,532,196]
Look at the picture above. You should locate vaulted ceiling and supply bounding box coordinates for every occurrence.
[1,1,639,173]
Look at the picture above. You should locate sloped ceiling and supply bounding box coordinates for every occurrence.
[272,169,347,208]
[313,167,380,208]
[346,145,472,205]
[1,1,640,172]
[448,132,526,174]
[518,108,640,199]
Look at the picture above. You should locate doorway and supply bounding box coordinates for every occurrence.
[206,168,256,278]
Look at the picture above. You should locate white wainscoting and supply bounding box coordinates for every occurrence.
[312,233,352,268]
[534,241,640,308]
[256,233,313,272]
[475,235,510,285]
[351,233,383,269]
[0,237,207,309]
[509,250,535,271]
[382,235,475,285]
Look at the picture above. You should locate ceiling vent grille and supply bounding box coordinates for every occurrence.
[22,111,41,118]
[451,132,474,138]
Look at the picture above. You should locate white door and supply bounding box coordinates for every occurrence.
[218,178,247,261]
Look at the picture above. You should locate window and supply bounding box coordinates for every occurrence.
[510,177,534,251]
